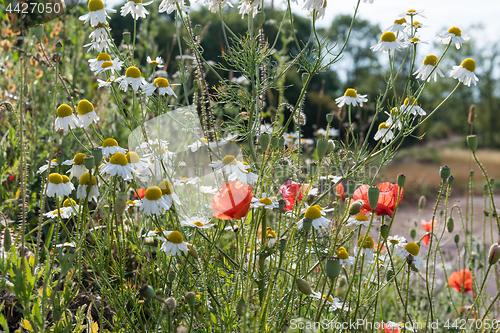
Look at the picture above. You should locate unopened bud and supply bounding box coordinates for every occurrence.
[488,243,500,265]
[316,139,328,159]
[3,228,12,252]
[185,292,196,307]
[325,258,341,280]
[270,137,280,149]
[168,270,176,282]
[83,155,95,170]
[397,174,406,187]
[348,200,363,216]
[440,165,451,180]
[447,217,454,233]
[467,135,478,152]
[296,278,312,295]
[236,298,247,316]
[260,134,270,152]
[278,238,287,254]
[380,225,390,239]
[123,31,131,44]
[326,140,335,156]
[278,199,286,212]
[368,186,380,211]
[139,285,155,301]
[410,229,416,239]
[454,235,460,244]
[187,243,198,259]
[165,297,176,311]
[418,196,426,210]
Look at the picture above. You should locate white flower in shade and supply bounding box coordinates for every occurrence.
[79,0,116,27]
[62,175,75,194]
[37,159,58,174]
[229,162,258,185]
[173,177,200,186]
[77,173,100,202]
[266,227,278,246]
[316,128,339,137]
[159,180,181,209]
[142,78,177,97]
[100,153,138,180]
[62,153,88,180]
[387,235,407,249]
[101,138,127,157]
[202,0,233,13]
[346,214,378,227]
[395,242,425,270]
[374,122,394,144]
[158,0,188,14]
[238,0,261,18]
[97,76,119,88]
[76,100,100,128]
[400,97,426,116]
[450,58,479,87]
[413,54,444,82]
[181,216,215,229]
[250,194,277,210]
[209,155,249,176]
[386,18,407,35]
[47,173,71,198]
[125,151,150,172]
[118,66,148,92]
[398,8,425,18]
[120,0,153,20]
[437,26,470,50]
[139,186,169,216]
[370,31,405,54]
[297,205,331,230]
[335,88,368,107]
[336,247,355,266]
[158,231,189,256]
[85,25,113,52]
[146,56,164,68]
[302,0,326,19]
[55,104,83,132]
[199,185,217,195]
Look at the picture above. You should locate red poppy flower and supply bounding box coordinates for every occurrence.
[134,188,146,199]
[448,269,473,293]
[211,181,253,220]
[8,174,14,182]
[353,182,403,218]
[280,180,308,210]
[420,220,437,246]
[381,323,401,333]
[335,182,345,201]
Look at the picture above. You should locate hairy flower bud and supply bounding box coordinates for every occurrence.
[488,243,500,265]
[296,278,312,295]
[165,297,176,311]
[348,200,364,216]
[325,258,341,280]
[440,165,451,180]
[418,196,426,210]
[139,285,155,301]
[447,217,454,233]
[185,292,196,307]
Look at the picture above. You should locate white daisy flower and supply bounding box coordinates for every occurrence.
[142,78,177,97]
[77,173,100,202]
[76,100,100,129]
[181,216,215,229]
[398,8,426,18]
[209,155,249,176]
[386,18,407,35]
[450,58,479,87]
[158,180,181,209]
[37,159,58,174]
[158,0,188,14]
[55,104,83,132]
[88,52,111,72]
[139,186,170,216]
[319,174,342,184]
[387,235,407,249]
[237,0,261,18]
[403,20,426,36]
[146,56,164,68]
[158,231,189,256]
[297,205,331,230]
[302,0,326,20]
[44,209,67,219]
[100,138,127,157]
[120,0,153,20]
[229,162,258,185]
[250,194,277,210]
[55,242,76,249]
[61,198,79,216]
[395,242,425,270]
[79,0,116,27]
[61,175,75,195]
[94,58,123,75]
[47,173,71,199]
[200,185,217,195]
[337,247,355,266]
[408,37,428,46]
[316,128,339,137]
[126,200,139,209]
[384,110,404,131]
[335,88,368,107]
[266,227,278,246]
[202,0,233,13]
[374,122,394,144]
[100,153,138,180]
[346,214,378,227]
[85,25,113,53]
[173,177,200,186]
[400,97,426,116]
[310,292,348,311]
[126,151,150,172]
[62,153,88,180]
[97,76,119,88]
[370,31,406,54]
[437,26,470,50]
[413,54,444,82]
[118,66,148,92]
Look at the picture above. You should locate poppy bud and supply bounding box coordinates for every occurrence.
[271,137,280,149]
[397,174,406,187]
[3,228,11,252]
[418,196,426,210]
[188,243,198,259]
[326,114,334,123]
[302,218,312,233]
[260,133,270,152]
[279,238,287,254]
[470,170,475,178]
[448,175,455,185]
[168,270,176,282]
[139,285,155,301]
[309,162,317,175]
[447,217,454,233]
[386,269,394,282]
[55,152,64,165]
[325,258,341,280]
[278,137,285,147]
[236,298,247,316]
[55,41,63,53]
[440,165,451,180]
[34,24,44,40]
[454,235,460,244]
[410,229,416,239]
[296,278,312,295]
[348,200,363,216]
[488,243,500,265]
[380,224,390,239]
[326,140,335,156]
[123,31,131,44]
[316,139,328,159]
[278,199,286,212]
[84,155,95,170]
[346,181,356,198]
[165,297,176,311]
[91,148,103,162]
[467,135,478,152]
[185,292,196,307]
[368,186,380,212]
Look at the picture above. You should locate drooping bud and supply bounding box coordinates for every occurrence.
[296,278,312,295]
[447,217,454,233]
[83,155,95,170]
[346,181,356,198]
[440,165,451,180]
[185,292,196,307]
[380,225,390,239]
[410,229,416,239]
[260,133,270,152]
[454,235,460,244]
[467,135,478,152]
[165,297,176,311]
[348,200,363,216]
[236,298,247,317]
[316,139,328,159]
[325,258,341,280]
[418,196,426,210]
[368,186,380,212]
[488,243,500,265]
[139,285,155,301]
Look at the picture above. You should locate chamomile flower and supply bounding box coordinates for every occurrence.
[120,0,153,20]
[44,208,73,220]
[408,37,428,46]
[61,175,75,194]
[250,194,277,210]
[88,52,111,72]
[85,24,113,52]
[395,242,425,269]
[77,173,99,202]
[100,153,138,180]
[94,58,123,75]
[386,18,407,34]
[37,159,58,174]
[209,155,249,176]
[202,0,233,13]
[101,138,127,157]
[158,0,188,14]
[374,122,394,144]
[173,177,200,186]
[126,151,150,172]
[357,234,375,262]
[370,31,405,54]
[146,56,164,68]
[310,293,347,311]
[450,58,479,87]
[316,128,339,137]
[200,185,217,195]
[76,100,100,128]
[55,242,76,249]
[346,214,378,227]
[180,216,215,229]
[142,78,177,97]
[61,198,79,216]
[118,66,148,92]
[238,0,261,18]
[266,227,278,246]
[139,186,169,216]
[62,153,88,179]
[47,173,71,198]
[97,76,119,88]
[320,174,342,183]
[79,0,116,27]
[400,97,426,116]
[337,247,355,266]
[158,231,189,256]
[437,26,470,50]
[297,205,331,230]
[413,54,444,82]
[335,88,368,107]
[387,235,407,249]
[159,180,181,208]
[399,8,426,18]
[302,0,327,20]
[229,162,258,185]
[126,200,139,209]
[403,20,426,36]
[55,104,83,132]
[384,108,404,130]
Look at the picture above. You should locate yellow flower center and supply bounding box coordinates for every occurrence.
[378,122,389,130]
[405,242,420,256]
[380,31,396,43]
[49,173,63,184]
[63,198,76,207]
[193,221,204,227]
[322,295,335,303]
[410,37,420,43]
[128,0,142,2]
[149,60,158,66]
[403,97,417,106]
[96,52,111,62]
[394,18,406,25]
[125,66,141,78]
[77,100,94,115]
[389,239,400,245]
[423,54,438,66]
[312,205,323,211]
[73,153,86,165]
[390,107,399,115]
[337,247,349,260]
[407,9,416,14]
[260,197,273,205]
[461,58,476,72]
[344,88,357,98]
[126,200,136,206]
[159,180,174,195]
[243,161,251,172]
[153,78,170,88]
[222,155,237,165]
[51,159,58,163]
[448,26,462,37]
[109,153,128,166]
[413,21,421,26]
[62,175,71,183]
[79,173,97,185]
[167,231,184,244]
[88,0,105,12]
[200,138,208,143]
[357,234,374,249]
[126,152,141,164]
[305,206,322,220]
[57,104,73,118]
[52,209,64,215]
[145,186,162,201]
[101,61,113,68]
[355,214,368,222]
[102,138,118,147]
[266,227,277,239]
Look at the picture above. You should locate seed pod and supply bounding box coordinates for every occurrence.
[165,297,176,311]
[296,278,312,295]
[368,186,380,212]
[55,152,64,165]
[260,134,270,152]
[380,224,390,239]
[302,218,312,233]
[185,292,196,307]
[83,155,95,170]
[278,199,286,212]
[467,135,478,152]
[236,298,247,316]
[325,258,341,280]
[316,140,328,159]
[34,25,45,40]
[488,243,500,265]
[139,285,155,301]
[91,148,103,162]
[270,137,280,149]
[447,217,454,233]
[454,235,460,244]
[397,174,406,187]
[122,31,131,44]
[448,175,455,185]
[346,181,356,198]
[440,165,451,180]
[309,162,317,175]
[278,238,287,254]
[326,114,334,123]
[278,137,285,147]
